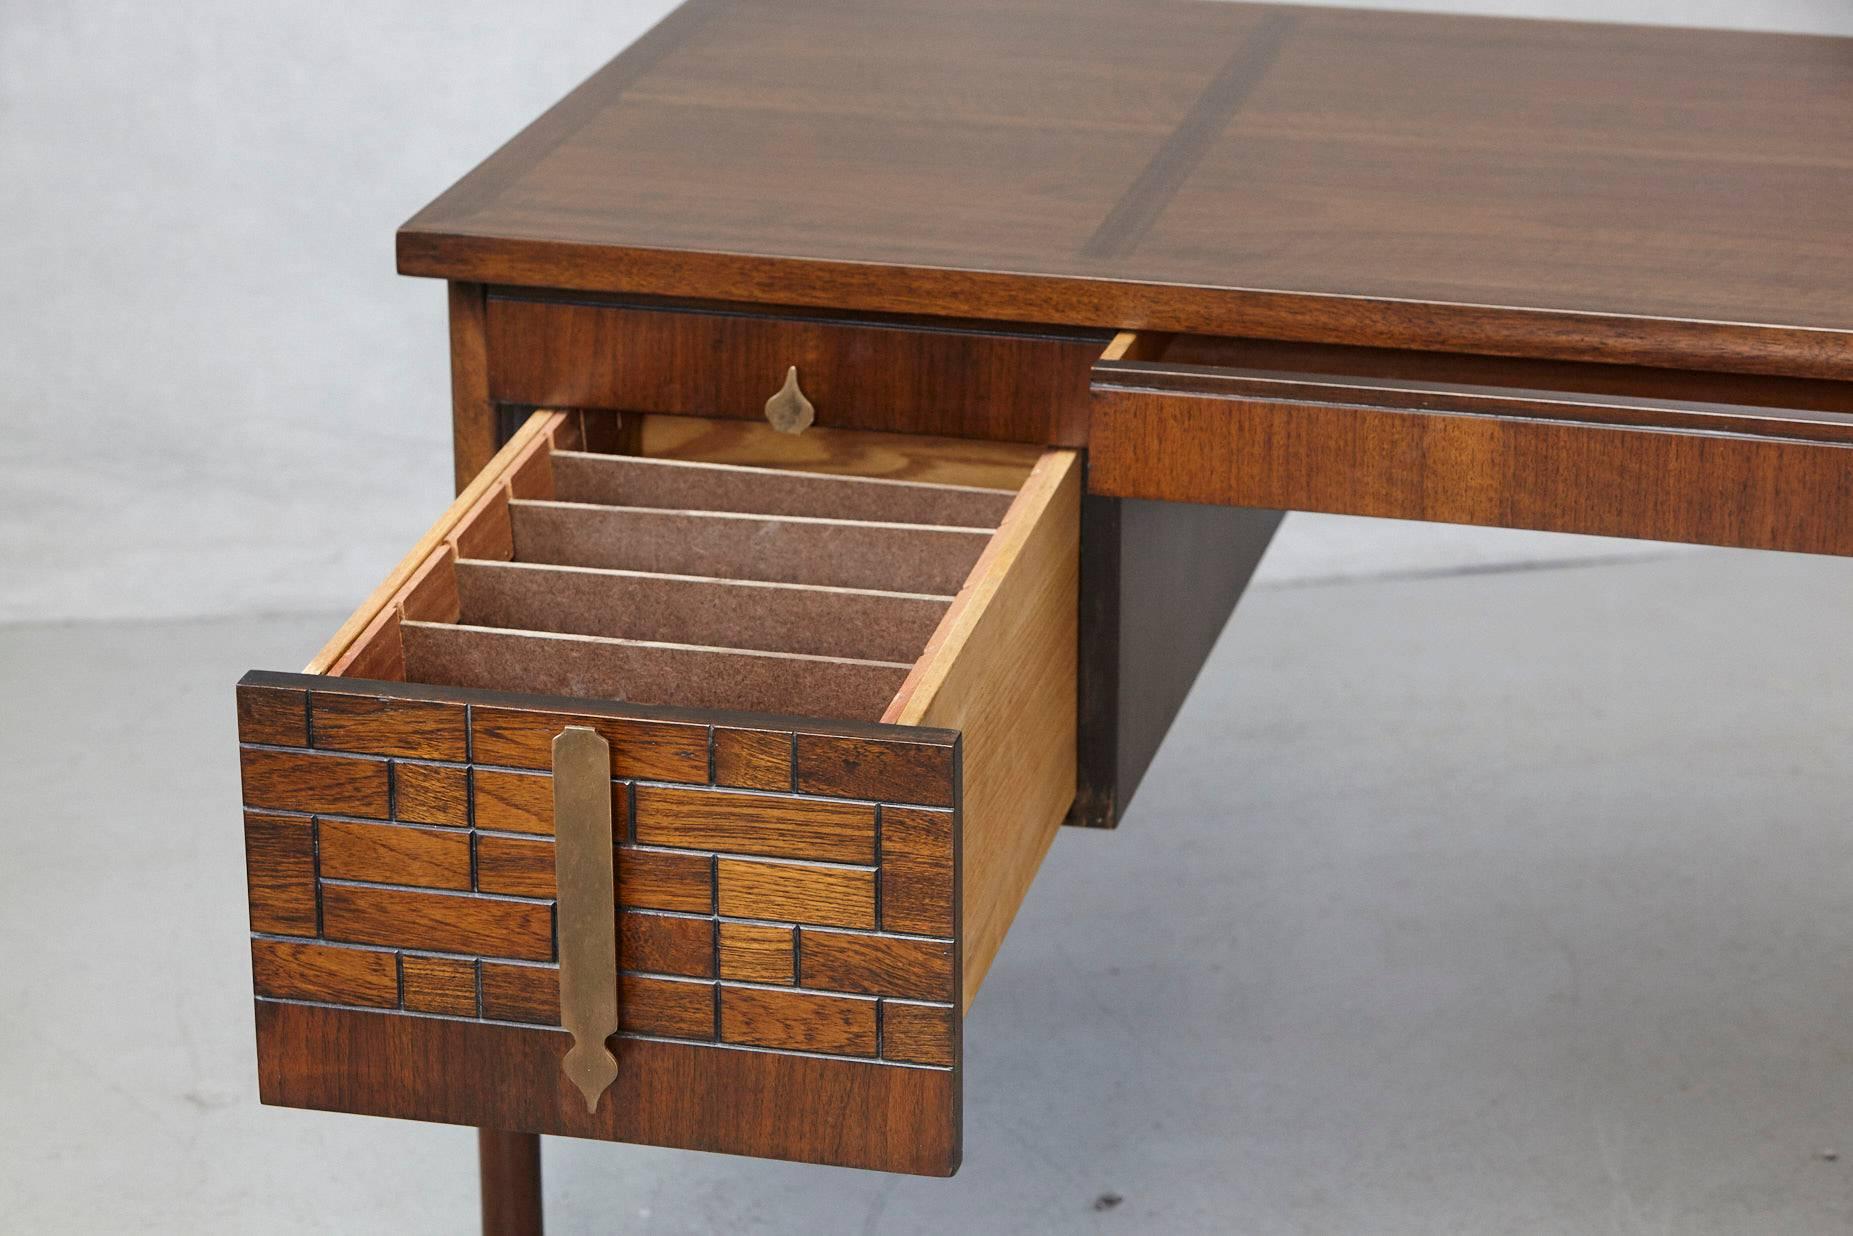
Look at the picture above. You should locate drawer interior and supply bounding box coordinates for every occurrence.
[304,408,1079,1008]
[315,411,1058,728]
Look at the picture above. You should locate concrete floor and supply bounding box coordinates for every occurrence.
[5,547,1853,1233]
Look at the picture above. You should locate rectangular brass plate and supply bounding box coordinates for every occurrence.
[552,725,619,1112]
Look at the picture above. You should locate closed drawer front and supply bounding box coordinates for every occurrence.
[237,410,1078,1175]
[1090,332,1853,555]
[485,292,1105,446]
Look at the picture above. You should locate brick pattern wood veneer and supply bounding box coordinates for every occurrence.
[238,674,960,1076]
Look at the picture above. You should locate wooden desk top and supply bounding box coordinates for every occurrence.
[399,0,1853,379]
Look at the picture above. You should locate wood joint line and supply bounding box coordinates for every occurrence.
[1081,11,1297,260]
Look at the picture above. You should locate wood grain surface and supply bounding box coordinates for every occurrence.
[716,859,876,930]
[237,672,964,1170]
[718,923,795,984]
[256,1001,960,1174]
[636,414,1043,490]
[798,931,955,1002]
[720,986,877,1056]
[1093,343,1853,555]
[878,807,954,938]
[391,762,470,828]
[250,939,399,1008]
[634,784,875,865]
[244,813,318,936]
[478,965,720,1038]
[310,693,469,762]
[448,282,497,487]
[317,820,473,891]
[239,749,388,819]
[469,704,709,783]
[321,884,555,961]
[485,294,1103,444]
[886,451,1079,1004]
[711,727,795,792]
[477,1131,542,1236]
[402,0,1853,378]
[880,1002,956,1068]
[400,955,480,1017]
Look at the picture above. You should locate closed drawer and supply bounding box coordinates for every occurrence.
[237,411,1078,1175]
[484,292,1106,445]
[1090,332,1853,555]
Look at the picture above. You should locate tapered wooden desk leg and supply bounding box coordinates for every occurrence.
[478,1129,543,1235]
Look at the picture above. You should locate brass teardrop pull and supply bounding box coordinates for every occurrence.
[764,366,815,434]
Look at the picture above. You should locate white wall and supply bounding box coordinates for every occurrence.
[5,1,1849,623]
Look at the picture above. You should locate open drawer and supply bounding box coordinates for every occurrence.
[1091,333,1853,556]
[235,410,1078,1176]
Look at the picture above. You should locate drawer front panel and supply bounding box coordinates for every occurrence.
[484,294,1103,446]
[1091,332,1853,556]
[239,674,963,1175]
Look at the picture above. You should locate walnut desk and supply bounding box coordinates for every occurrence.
[232,3,1853,1230]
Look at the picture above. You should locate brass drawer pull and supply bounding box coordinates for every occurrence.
[764,365,814,434]
[553,725,619,1112]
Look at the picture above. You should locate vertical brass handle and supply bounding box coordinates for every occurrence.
[553,726,619,1113]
